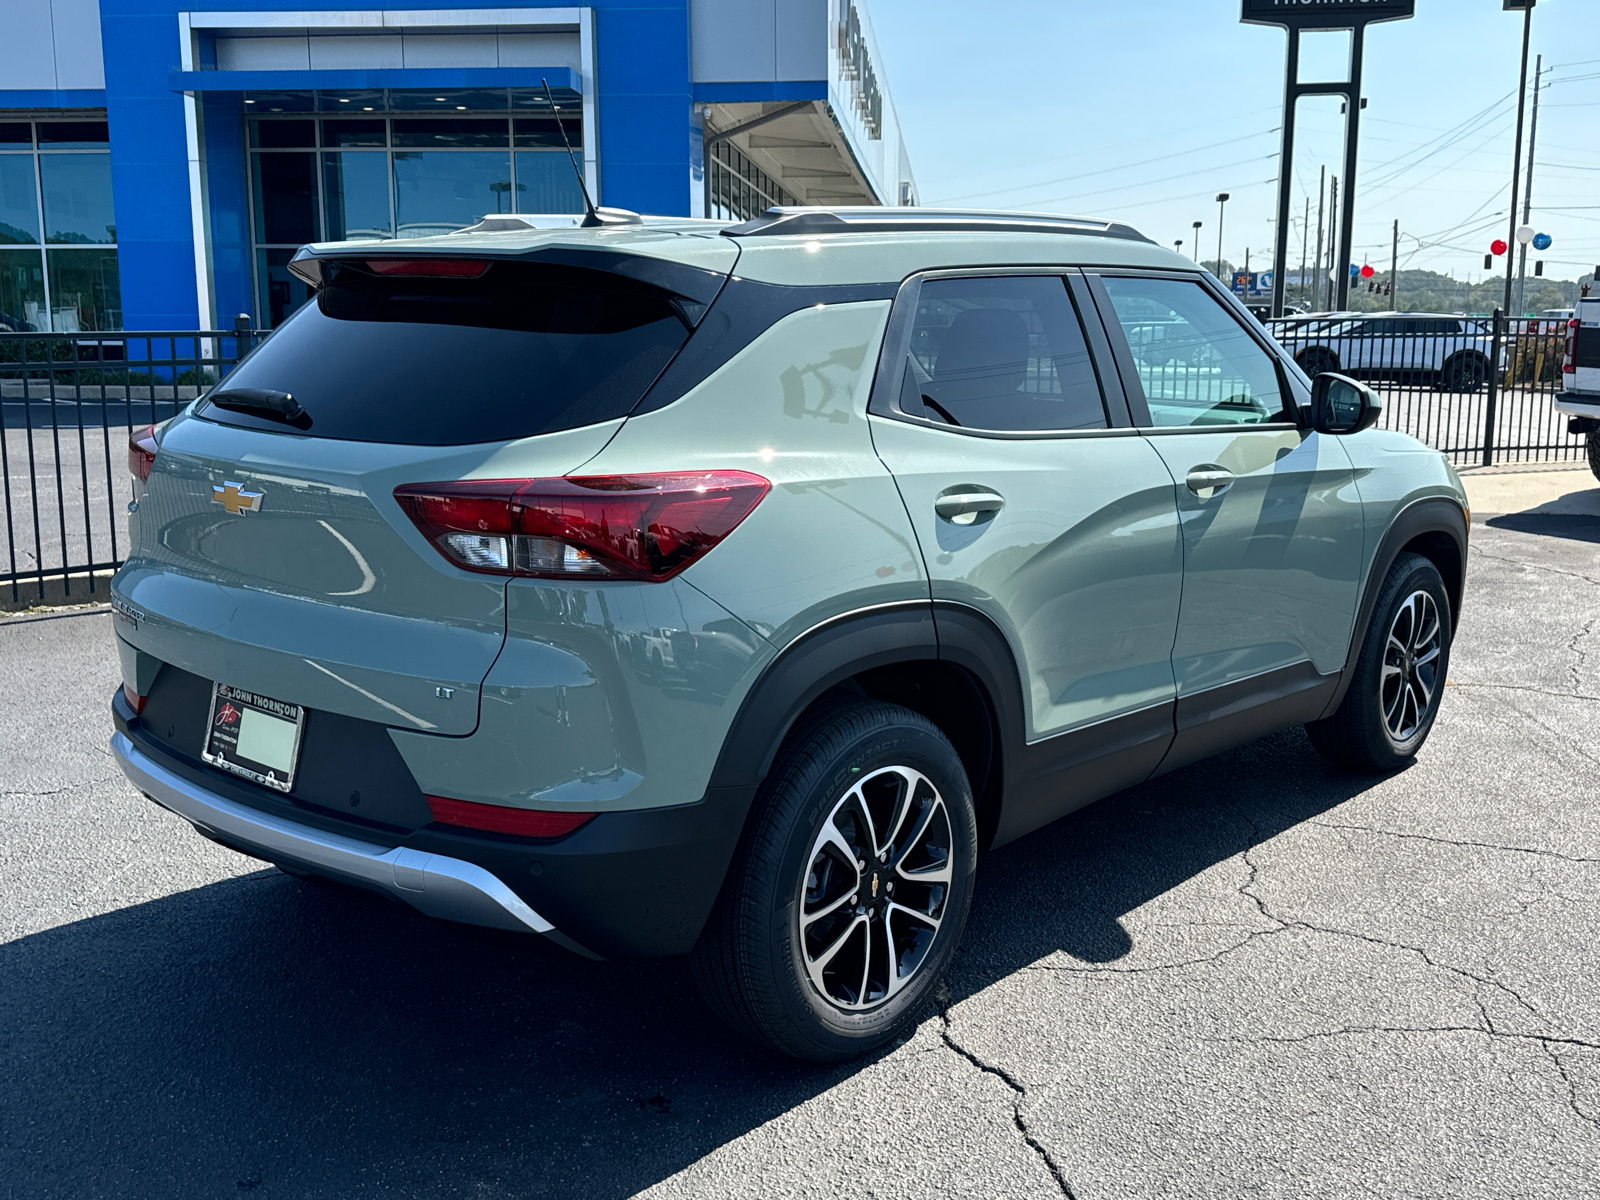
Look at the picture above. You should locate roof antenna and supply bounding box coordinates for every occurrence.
[541,78,636,227]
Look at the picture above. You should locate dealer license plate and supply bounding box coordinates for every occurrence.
[201,682,305,793]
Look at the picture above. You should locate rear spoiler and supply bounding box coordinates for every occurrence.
[286,245,731,328]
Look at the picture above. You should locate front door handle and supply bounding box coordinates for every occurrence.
[934,490,1005,525]
[1184,466,1236,499]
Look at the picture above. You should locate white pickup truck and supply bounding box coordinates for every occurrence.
[1555,296,1600,482]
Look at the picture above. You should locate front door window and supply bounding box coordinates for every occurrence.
[1099,276,1287,427]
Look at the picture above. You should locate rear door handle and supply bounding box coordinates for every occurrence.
[934,490,1005,525]
[1184,466,1236,498]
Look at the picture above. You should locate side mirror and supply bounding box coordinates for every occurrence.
[1311,372,1382,435]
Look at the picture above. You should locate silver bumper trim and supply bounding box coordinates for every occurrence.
[111,731,555,936]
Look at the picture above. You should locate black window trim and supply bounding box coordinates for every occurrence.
[1082,266,1303,433]
[864,266,1139,442]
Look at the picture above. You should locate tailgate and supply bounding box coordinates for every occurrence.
[115,416,619,735]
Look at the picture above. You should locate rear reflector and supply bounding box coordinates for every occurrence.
[394,472,770,582]
[427,795,595,838]
[122,683,146,715]
[128,424,158,482]
[365,258,490,278]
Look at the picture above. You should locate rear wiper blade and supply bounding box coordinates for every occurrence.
[207,387,304,421]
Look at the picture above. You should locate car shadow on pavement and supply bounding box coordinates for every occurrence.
[0,728,1374,1198]
[1485,512,1600,544]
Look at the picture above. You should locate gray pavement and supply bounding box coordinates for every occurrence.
[2,508,1598,1197]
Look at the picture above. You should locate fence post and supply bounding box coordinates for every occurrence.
[1482,308,1503,467]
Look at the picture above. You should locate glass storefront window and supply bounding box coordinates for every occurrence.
[249,103,587,325]
[392,151,513,237]
[0,248,46,332]
[0,119,120,330]
[0,156,40,244]
[513,152,585,214]
[41,154,117,244]
[257,248,315,329]
[46,247,120,331]
[322,152,392,240]
[252,152,318,245]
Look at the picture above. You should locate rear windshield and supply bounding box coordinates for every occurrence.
[202,259,695,445]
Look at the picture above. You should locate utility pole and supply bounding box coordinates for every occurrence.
[1516,53,1543,316]
[1326,175,1340,311]
[1313,166,1326,311]
[1216,193,1230,279]
[1299,195,1310,310]
[1390,218,1400,309]
[1501,1,1535,317]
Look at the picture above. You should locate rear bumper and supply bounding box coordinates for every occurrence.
[112,730,580,947]
[111,689,757,958]
[1555,392,1600,422]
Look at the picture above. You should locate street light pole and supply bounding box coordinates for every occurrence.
[1216,193,1230,279]
[1192,220,1203,262]
[1501,0,1535,317]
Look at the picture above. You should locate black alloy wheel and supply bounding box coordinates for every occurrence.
[1441,353,1488,394]
[692,702,978,1062]
[1307,552,1453,772]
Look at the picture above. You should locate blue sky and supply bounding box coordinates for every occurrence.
[868,0,1600,283]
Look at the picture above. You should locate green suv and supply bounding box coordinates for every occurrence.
[110,207,1469,1061]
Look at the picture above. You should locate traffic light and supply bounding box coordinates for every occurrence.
[1485,254,1494,270]
[1534,261,1544,277]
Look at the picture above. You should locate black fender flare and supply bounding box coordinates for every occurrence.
[1318,495,1469,720]
[707,601,941,790]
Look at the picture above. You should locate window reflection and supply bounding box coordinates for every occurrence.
[41,154,117,244]
[393,151,513,237]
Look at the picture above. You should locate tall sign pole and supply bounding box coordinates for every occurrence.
[1502,1,1535,316]
[1243,0,1415,318]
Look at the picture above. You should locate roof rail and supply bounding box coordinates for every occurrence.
[722,206,1153,244]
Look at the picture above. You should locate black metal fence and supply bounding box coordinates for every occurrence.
[0,313,1588,605]
[1,327,261,604]
[1265,311,1577,466]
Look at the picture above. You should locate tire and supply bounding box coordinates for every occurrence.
[691,702,978,1062]
[1297,347,1339,378]
[1587,431,1600,485]
[1441,353,1488,394]
[1307,552,1453,773]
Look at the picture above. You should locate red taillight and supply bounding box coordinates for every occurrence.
[394,472,770,582]
[128,424,158,482]
[1565,319,1579,374]
[365,258,489,278]
[427,795,595,838]
[122,683,146,714]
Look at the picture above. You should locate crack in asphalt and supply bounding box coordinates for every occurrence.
[1313,820,1600,865]
[1544,1045,1600,1133]
[1236,816,1546,1031]
[937,992,1077,1198]
[0,776,118,800]
[1449,681,1600,703]
[1570,615,1597,694]
[1468,546,1600,588]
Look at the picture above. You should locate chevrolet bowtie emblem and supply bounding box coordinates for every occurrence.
[212,481,264,515]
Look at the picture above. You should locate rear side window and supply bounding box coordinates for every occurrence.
[897,275,1107,432]
[203,259,694,445]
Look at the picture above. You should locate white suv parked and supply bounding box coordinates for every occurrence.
[1281,312,1496,393]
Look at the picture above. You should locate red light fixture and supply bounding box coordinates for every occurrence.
[128,424,158,481]
[1360,264,1375,279]
[1490,239,1508,257]
[364,259,490,278]
[394,472,771,582]
[427,794,596,838]
[1566,319,1579,375]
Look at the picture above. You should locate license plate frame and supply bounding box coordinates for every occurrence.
[201,682,306,793]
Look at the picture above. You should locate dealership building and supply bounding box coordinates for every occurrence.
[1,0,917,332]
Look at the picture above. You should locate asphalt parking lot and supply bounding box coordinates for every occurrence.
[3,473,1598,1198]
